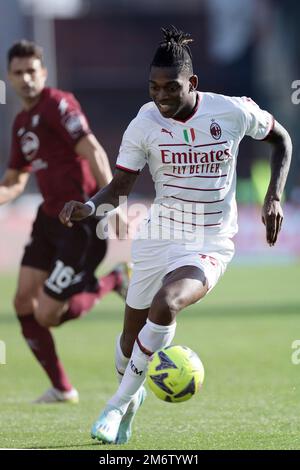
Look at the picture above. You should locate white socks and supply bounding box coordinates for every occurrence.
[109,319,176,413]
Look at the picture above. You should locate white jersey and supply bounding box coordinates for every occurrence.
[116,92,274,245]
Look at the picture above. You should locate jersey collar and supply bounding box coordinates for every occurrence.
[172,91,202,123]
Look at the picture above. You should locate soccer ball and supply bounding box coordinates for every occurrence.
[146,345,204,403]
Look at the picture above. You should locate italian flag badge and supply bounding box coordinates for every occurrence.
[183,128,196,144]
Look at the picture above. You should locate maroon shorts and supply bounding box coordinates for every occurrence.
[21,205,108,300]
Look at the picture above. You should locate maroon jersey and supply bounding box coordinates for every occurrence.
[9,87,97,217]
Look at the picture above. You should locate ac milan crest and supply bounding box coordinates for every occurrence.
[210,120,222,140]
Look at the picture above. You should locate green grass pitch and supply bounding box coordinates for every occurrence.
[0,264,299,450]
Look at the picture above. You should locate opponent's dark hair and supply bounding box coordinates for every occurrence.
[151,25,194,74]
[7,40,44,68]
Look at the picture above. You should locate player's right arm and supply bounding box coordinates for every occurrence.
[59,169,138,227]
[0,168,30,205]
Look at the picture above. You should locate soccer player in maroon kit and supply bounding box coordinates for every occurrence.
[0,40,129,403]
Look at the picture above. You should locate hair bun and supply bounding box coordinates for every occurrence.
[161,25,193,47]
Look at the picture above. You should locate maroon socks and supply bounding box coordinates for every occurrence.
[18,314,72,392]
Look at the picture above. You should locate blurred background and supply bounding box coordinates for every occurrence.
[0,0,300,270]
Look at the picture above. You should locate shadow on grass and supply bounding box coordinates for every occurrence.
[24,442,120,450]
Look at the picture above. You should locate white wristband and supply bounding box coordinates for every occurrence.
[84,200,96,215]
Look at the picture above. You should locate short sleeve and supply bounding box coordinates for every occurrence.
[115,119,147,174]
[8,122,31,172]
[239,97,274,140]
[44,93,91,147]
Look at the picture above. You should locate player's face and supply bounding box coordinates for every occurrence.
[8,56,47,101]
[149,66,198,120]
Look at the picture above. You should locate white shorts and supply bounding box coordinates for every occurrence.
[126,237,235,310]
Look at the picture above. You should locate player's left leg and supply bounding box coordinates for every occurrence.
[57,215,131,320]
[92,266,208,444]
[59,261,131,324]
[77,216,131,301]
[34,265,130,328]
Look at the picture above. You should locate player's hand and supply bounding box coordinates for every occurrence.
[261,197,283,246]
[59,200,93,227]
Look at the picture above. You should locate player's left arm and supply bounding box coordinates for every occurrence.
[75,133,113,189]
[261,120,292,246]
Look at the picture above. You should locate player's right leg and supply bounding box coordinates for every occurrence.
[115,305,149,444]
[90,239,166,443]
[91,304,149,444]
[91,268,206,443]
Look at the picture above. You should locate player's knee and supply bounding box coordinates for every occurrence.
[35,312,58,328]
[35,307,59,328]
[150,291,183,324]
[14,292,35,316]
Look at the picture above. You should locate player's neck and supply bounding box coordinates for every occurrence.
[21,92,43,111]
[173,92,198,122]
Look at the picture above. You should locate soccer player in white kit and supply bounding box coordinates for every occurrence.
[59,26,292,444]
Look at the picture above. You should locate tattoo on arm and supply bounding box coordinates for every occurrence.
[264,120,292,201]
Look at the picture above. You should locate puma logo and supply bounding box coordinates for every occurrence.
[161,128,174,138]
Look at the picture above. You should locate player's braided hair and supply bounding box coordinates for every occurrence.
[151,26,194,73]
